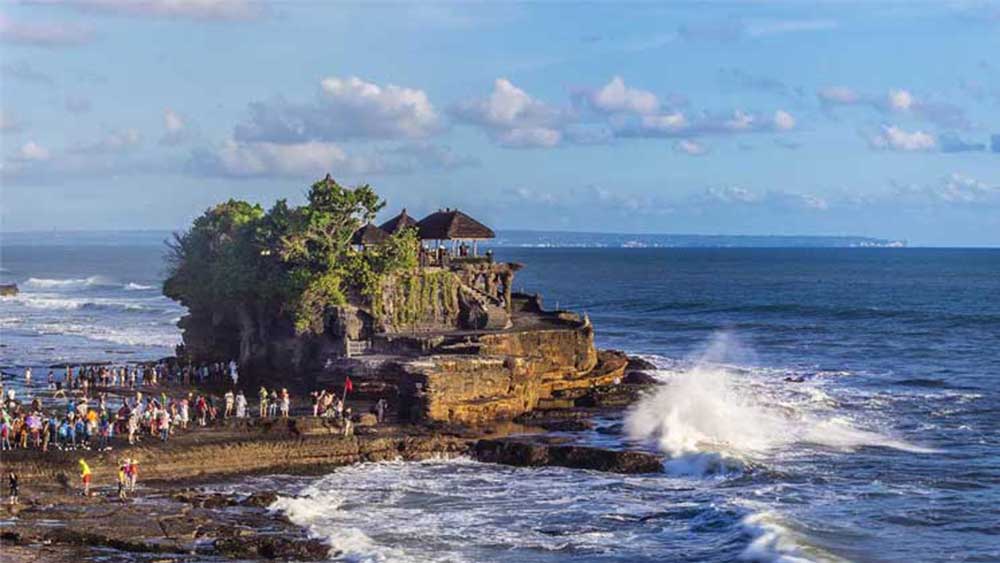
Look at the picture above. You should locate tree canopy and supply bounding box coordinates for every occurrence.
[164,175,418,336]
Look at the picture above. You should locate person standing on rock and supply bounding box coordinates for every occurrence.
[24,367,31,387]
[7,472,18,505]
[78,458,92,496]
[235,390,247,418]
[224,390,234,419]
[279,389,290,418]
[258,387,269,418]
[374,398,388,423]
[126,459,138,493]
[117,462,128,501]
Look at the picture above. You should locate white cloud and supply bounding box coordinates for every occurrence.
[640,112,687,132]
[161,108,191,145]
[26,0,267,22]
[71,129,142,153]
[931,173,999,203]
[704,186,829,210]
[190,139,478,178]
[818,85,860,104]
[725,110,755,131]
[0,13,94,47]
[588,76,659,115]
[869,125,937,152]
[674,139,707,156]
[451,78,569,147]
[235,76,441,142]
[319,77,439,138]
[887,89,915,111]
[496,127,562,148]
[773,110,796,130]
[164,108,185,133]
[17,141,50,161]
[191,140,371,177]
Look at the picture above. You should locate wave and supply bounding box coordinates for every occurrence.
[738,511,834,563]
[22,276,119,290]
[7,294,165,313]
[124,282,155,291]
[624,333,936,474]
[32,321,181,348]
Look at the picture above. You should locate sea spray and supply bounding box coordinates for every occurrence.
[625,332,934,472]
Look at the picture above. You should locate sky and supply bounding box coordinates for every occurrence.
[1,1,999,246]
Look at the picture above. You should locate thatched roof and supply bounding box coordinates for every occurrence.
[351,223,390,246]
[417,209,495,240]
[379,209,419,234]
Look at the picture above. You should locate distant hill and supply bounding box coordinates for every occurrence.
[486,230,906,248]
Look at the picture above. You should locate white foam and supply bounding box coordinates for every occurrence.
[22,276,118,290]
[738,511,823,563]
[124,282,155,291]
[625,333,936,471]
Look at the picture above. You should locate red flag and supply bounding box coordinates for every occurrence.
[344,376,353,394]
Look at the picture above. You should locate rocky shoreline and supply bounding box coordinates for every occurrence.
[1,363,661,562]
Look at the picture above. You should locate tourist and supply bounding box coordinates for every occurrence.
[7,472,18,505]
[158,408,171,441]
[224,390,234,419]
[126,460,138,493]
[279,389,290,418]
[342,408,353,436]
[374,398,388,423]
[258,387,268,418]
[117,462,128,501]
[24,367,32,386]
[78,458,92,496]
[229,360,239,386]
[268,389,279,418]
[179,395,190,429]
[235,390,247,418]
[195,395,208,426]
[127,411,139,445]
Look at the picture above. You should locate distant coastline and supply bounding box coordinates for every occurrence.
[1,229,906,248]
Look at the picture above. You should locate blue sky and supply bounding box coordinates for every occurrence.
[1,1,999,245]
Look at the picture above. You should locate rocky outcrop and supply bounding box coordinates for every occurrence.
[398,341,627,425]
[473,438,663,474]
[0,283,18,297]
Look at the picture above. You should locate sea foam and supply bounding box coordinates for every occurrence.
[625,332,935,474]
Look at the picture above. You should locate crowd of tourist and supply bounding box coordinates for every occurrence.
[2,362,393,502]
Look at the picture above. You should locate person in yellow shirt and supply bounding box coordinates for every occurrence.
[117,462,128,501]
[78,458,92,496]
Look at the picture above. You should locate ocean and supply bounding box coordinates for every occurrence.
[1,234,998,562]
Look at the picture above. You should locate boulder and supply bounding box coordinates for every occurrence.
[623,371,659,385]
[0,284,17,297]
[473,438,662,474]
[213,535,330,560]
[626,356,657,372]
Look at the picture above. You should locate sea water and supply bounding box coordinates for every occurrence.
[1,236,998,562]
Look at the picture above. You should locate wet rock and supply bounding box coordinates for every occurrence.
[576,384,648,408]
[357,413,378,427]
[243,490,279,508]
[622,371,659,385]
[0,283,18,297]
[626,356,657,372]
[473,438,662,474]
[213,535,329,560]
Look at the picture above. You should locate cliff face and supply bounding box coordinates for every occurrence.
[394,322,627,425]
